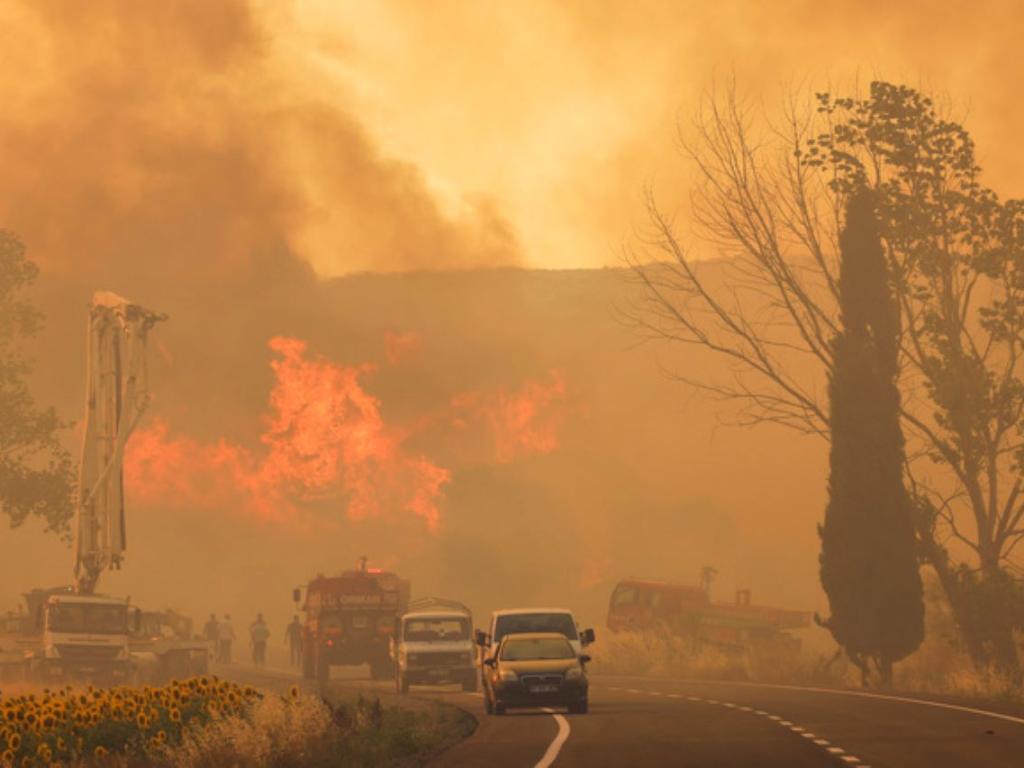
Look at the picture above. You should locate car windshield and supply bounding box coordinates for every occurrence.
[494,613,578,643]
[49,603,127,635]
[501,636,575,661]
[404,617,469,641]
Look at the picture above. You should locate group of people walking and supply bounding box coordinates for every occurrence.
[201,613,304,668]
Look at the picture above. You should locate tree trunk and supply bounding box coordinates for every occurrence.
[878,657,893,689]
[917,528,990,667]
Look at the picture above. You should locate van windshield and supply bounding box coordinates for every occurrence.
[493,613,577,643]
[501,636,575,661]
[404,617,469,642]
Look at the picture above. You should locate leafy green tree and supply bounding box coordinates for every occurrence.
[0,230,74,534]
[819,190,924,686]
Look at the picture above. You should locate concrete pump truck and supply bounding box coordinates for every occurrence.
[13,293,206,685]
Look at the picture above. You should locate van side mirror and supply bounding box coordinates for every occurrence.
[292,588,301,604]
[474,629,490,647]
[579,654,591,664]
[581,628,596,646]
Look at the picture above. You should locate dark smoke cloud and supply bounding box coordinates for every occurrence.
[0,0,518,291]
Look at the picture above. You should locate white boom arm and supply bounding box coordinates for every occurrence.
[74,292,166,594]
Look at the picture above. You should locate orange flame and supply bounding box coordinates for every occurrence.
[126,339,572,531]
[125,336,450,530]
[383,330,420,364]
[452,370,568,463]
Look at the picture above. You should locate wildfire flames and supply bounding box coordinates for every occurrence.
[125,336,568,530]
[452,371,568,463]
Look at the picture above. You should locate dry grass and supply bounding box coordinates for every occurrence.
[158,691,472,768]
[591,618,1024,704]
[589,629,856,688]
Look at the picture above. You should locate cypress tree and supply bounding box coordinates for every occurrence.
[818,190,924,687]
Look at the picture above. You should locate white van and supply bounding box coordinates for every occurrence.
[474,608,595,663]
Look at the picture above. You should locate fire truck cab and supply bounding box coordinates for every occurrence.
[295,559,410,684]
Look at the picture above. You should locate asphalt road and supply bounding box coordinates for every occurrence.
[223,664,1024,767]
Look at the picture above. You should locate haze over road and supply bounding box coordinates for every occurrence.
[229,664,1024,767]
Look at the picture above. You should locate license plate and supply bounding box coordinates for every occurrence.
[529,684,558,694]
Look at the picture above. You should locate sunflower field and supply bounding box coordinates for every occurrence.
[0,676,262,766]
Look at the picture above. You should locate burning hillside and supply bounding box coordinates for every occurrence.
[124,334,570,531]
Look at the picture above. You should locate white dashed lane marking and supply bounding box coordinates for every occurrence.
[612,685,870,767]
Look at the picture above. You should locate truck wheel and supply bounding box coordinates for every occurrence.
[569,697,588,715]
[369,659,392,680]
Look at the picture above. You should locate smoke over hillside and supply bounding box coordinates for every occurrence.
[0,1,833,639]
[2,266,827,640]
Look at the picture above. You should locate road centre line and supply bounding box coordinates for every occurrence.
[534,708,571,768]
[665,678,1024,728]
[612,686,871,767]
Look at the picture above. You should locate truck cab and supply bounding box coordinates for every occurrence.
[393,598,477,693]
[296,560,410,684]
[27,590,134,685]
[129,609,209,683]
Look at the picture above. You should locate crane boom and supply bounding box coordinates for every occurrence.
[74,292,166,594]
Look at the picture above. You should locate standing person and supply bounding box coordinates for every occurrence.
[219,614,236,664]
[250,613,270,667]
[285,615,303,668]
[203,614,219,659]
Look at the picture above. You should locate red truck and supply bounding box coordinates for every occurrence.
[607,577,810,656]
[294,559,410,684]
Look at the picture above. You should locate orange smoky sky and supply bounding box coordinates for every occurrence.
[1,1,1021,279]
[1,0,1022,641]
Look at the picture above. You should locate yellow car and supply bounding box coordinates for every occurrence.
[483,632,589,715]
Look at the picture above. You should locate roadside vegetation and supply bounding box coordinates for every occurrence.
[0,677,472,767]
[591,574,1024,705]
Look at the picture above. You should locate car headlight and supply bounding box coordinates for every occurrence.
[498,669,518,682]
[565,666,583,680]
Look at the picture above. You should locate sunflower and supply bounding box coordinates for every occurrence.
[168,708,181,724]
[94,745,108,758]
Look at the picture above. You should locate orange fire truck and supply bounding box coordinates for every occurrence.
[294,558,410,684]
[607,576,811,656]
